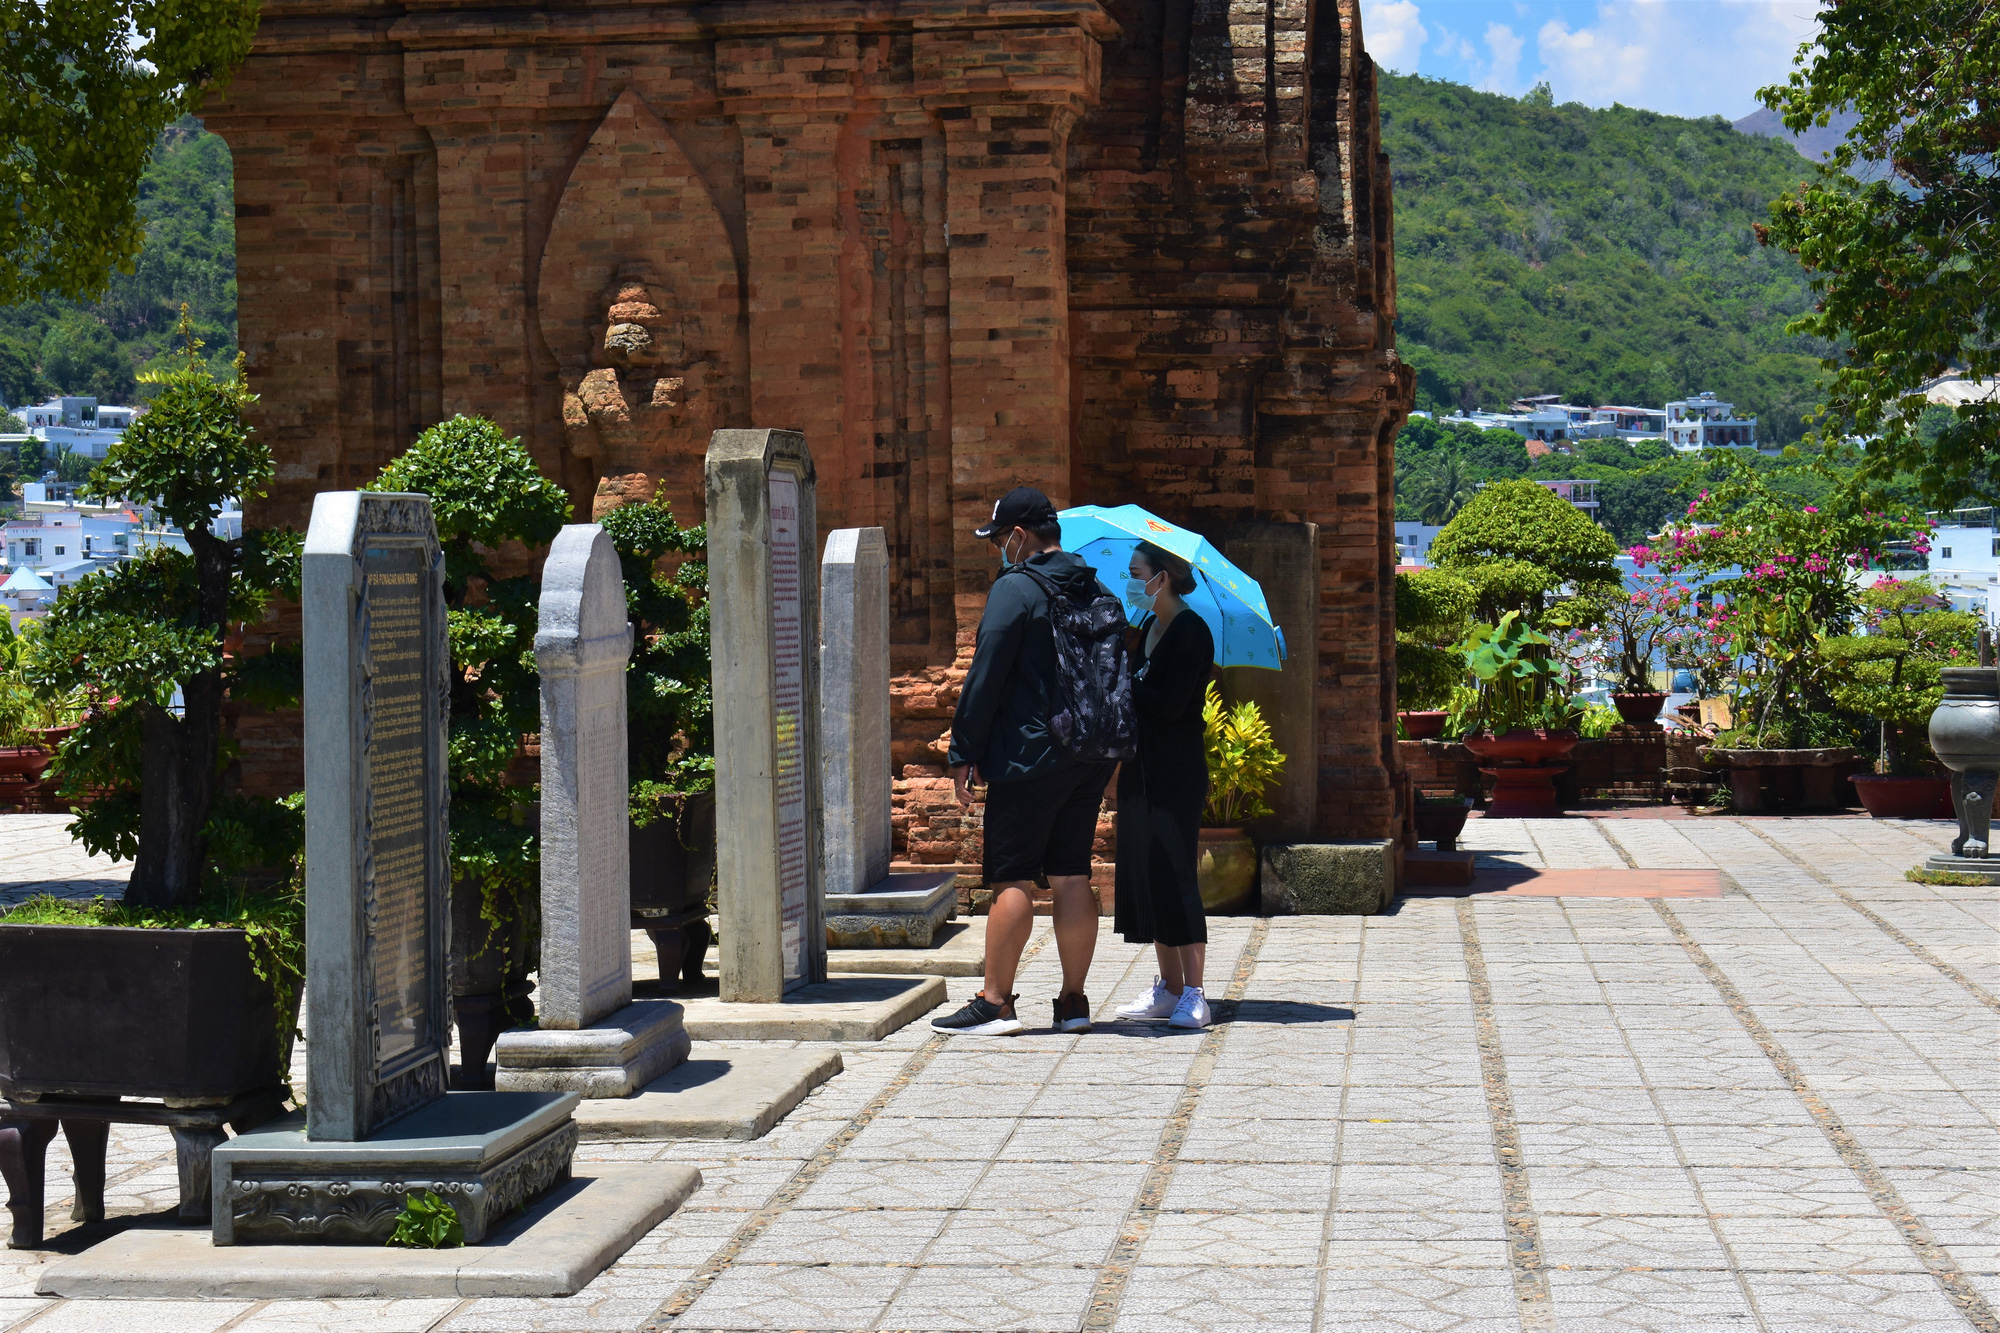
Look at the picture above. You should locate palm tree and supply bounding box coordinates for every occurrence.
[1402,456,1477,525]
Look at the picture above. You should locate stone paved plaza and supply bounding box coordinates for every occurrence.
[0,813,1995,1332]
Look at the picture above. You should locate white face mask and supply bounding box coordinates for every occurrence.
[1000,531,1027,568]
[1124,571,1163,613]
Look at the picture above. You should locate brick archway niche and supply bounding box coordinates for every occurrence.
[205,0,1416,860]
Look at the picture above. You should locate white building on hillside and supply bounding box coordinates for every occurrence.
[1665,392,1758,452]
[13,396,139,461]
[1924,508,2000,627]
[1592,405,1668,440]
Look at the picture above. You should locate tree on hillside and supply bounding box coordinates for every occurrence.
[0,0,260,307]
[1400,456,1477,525]
[1757,0,2000,505]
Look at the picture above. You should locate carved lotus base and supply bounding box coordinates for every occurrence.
[210,1090,580,1245]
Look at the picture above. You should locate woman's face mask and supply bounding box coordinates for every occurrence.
[1124,568,1164,613]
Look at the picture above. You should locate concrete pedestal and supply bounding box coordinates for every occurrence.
[210,1091,580,1245]
[1924,853,2000,883]
[825,871,958,948]
[494,999,691,1097]
[1260,842,1396,915]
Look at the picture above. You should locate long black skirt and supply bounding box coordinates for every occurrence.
[1113,767,1207,948]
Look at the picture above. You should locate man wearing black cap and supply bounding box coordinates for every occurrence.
[931,486,1114,1036]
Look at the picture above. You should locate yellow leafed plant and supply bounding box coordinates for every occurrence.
[1201,683,1287,827]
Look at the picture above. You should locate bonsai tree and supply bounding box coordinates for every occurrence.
[1394,568,1476,713]
[1201,684,1285,827]
[1428,480,1622,629]
[29,313,304,906]
[597,491,714,826]
[1822,577,1979,775]
[369,416,571,949]
[1578,567,1702,696]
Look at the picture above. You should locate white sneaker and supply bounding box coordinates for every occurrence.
[1168,986,1211,1029]
[1115,977,1179,1020]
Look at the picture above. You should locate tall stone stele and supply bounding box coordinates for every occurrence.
[706,428,827,1000]
[818,527,957,949]
[208,492,579,1246]
[494,523,692,1095]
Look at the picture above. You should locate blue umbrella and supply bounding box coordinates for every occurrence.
[1058,504,1287,670]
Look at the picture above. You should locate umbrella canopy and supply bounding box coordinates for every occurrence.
[1058,504,1286,670]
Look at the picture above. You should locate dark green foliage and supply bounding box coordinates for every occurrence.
[0,121,238,406]
[598,493,714,824]
[0,0,258,309]
[369,417,571,948]
[1822,577,1980,774]
[26,316,299,905]
[1382,73,1827,439]
[1429,480,1622,623]
[1393,568,1478,713]
[387,1190,464,1249]
[1754,0,2000,507]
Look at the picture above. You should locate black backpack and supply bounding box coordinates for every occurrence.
[1011,564,1136,763]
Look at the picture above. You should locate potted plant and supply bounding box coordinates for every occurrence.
[1645,460,1925,812]
[4,312,306,1108]
[1583,567,1700,727]
[1395,568,1475,740]
[1456,611,1578,817]
[599,491,716,992]
[1413,793,1473,850]
[1824,576,1976,819]
[369,416,571,1086]
[1199,683,1285,912]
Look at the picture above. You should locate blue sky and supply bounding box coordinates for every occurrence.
[1359,0,1823,121]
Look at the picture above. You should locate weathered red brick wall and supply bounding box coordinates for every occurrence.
[205,0,1413,841]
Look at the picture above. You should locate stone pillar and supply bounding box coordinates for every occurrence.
[495,524,690,1096]
[213,492,577,1247]
[298,491,453,1142]
[1222,522,1322,843]
[820,527,892,896]
[706,428,826,1000]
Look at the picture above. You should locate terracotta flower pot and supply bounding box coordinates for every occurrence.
[1196,828,1257,913]
[1463,730,1579,819]
[1610,692,1668,727]
[1398,710,1448,740]
[0,746,52,783]
[1849,774,1953,821]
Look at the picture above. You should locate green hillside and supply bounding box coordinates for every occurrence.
[0,119,237,410]
[1381,75,1827,445]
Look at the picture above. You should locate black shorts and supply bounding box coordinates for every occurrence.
[982,761,1116,884]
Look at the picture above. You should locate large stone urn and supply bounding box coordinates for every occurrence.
[1928,666,2000,874]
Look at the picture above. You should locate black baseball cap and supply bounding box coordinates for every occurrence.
[974,486,1059,540]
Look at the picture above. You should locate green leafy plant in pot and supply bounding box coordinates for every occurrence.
[1456,611,1579,817]
[599,491,715,992]
[1394,568,1475,739]
[369,415,571,1087]
[1,311,306,1126]
[1822,576,1977,818]
[1199,683,1286,912]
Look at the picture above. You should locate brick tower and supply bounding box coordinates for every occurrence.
[204,0,1414,847]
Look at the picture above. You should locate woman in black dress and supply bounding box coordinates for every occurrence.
[1112,541,1217,1029]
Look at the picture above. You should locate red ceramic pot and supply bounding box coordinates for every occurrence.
[1610,692,1668,727]
[1463,730,1579,819]
[1849,774,1953,821]
[1399,710,1448,740]
[0,747,52,783]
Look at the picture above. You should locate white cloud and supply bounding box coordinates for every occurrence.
[1362,0,1428,73]
[1531,0,1820,118]
[1480,22,1526,94]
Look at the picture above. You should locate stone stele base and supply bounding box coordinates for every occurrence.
[1924,853,2000,883]
[572,1043,843,1140]
[825,870,959,948]
[1261,841,1396,915]
[493,999,692,1098]
[678,974,946,1042]
[37,1164,699,1299]
[828,918,988,977]
[209,1091,580,1245]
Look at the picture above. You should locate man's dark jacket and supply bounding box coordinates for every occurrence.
[947,549,1105,784]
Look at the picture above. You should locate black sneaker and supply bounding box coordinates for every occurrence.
[931,992,1024,1036]
[1052,992,1092,1033]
